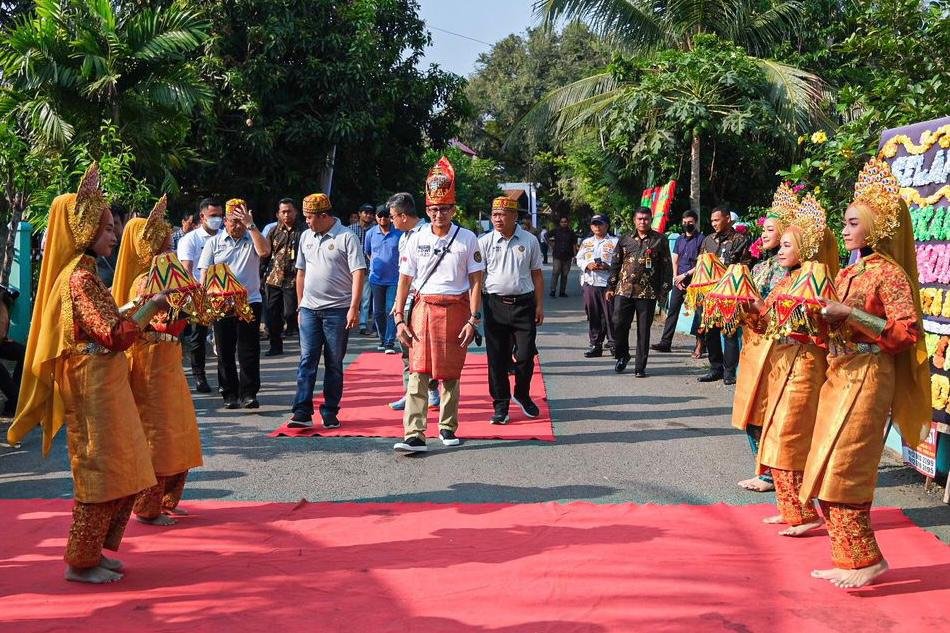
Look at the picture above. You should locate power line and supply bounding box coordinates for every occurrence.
[429,25,493,47]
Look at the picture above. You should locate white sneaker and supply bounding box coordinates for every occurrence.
[393,437,427,452]
[389,397,406,410]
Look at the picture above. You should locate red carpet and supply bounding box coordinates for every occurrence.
[270,352,555,441]
[1,499,947,632]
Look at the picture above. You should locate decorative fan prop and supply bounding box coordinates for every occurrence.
[765,261,839,339]
[141,252,206,322]
[202,263,254,323]
[684,253,726,313]
[700,264,761,335]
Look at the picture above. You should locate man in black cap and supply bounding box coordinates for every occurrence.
[606,206,672,376]
[576,215,618,357]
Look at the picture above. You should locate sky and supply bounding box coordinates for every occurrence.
[417,1,539,77]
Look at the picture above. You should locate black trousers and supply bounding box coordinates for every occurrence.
[0,339,25,414]
[705,326,740,379]
[213,302,263,400]
[659,285,689,347]
[266,284,298,351]
[183,323,209,377]
[582,284,614,347]
[484,293,537,409]
[613,296,656,373]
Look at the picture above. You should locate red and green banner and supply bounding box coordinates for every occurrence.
[641,180,677,232]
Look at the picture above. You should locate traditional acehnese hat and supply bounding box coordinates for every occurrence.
[303,193,332,214]
[225,198,246,215]
[425,156,456,206]
[491,196,519,212]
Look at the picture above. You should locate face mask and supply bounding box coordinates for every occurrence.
[206,216,223,231]
[683,223,695,234]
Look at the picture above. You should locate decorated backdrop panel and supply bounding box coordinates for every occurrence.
[879,116,950,477]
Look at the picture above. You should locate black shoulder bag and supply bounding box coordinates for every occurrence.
[404,225,461,326]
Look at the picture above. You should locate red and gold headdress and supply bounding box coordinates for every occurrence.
[491,196,519,213]
[225,198,246,216]
[684,252,726,314]
[67,163,108,251]
[701,264,761,335]
[852,157,901,248]
[202,263,254,322]
[425,156,456,206]
[303,193,332,214]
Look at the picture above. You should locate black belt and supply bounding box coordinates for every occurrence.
[487,292,534,305]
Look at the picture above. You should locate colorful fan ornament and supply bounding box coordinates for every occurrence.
[202,263,254,322]
[764,261,839,339]
[141,252,206,322]
[700,264,762,335]
[684,252,726,314]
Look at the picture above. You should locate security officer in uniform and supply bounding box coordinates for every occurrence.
[576,215,618,357]
[478,196,544,424]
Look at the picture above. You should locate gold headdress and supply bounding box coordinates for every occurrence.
[492,196,519,212]
[303,193,332,214]
[225,198,246,215]
[67,163,108,251]
[852,157,901,247]
[768,182,798,226]
[140,194,172,264]
[787,193,826,261]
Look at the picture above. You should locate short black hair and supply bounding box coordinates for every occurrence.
[635,206,653,216]
[278,197,296,208]
[711,206,730,218]
[683,210,699,221]
[387,192,417,217]
[359,203,375,213]
[182,212,198,225]
[199,197,224,212]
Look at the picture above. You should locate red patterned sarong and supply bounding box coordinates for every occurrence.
[409,293,470,380]
[772,468,819,525]
[819,500,883,569]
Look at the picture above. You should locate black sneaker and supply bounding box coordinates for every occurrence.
[490,410,510,425]
[549,291,555,297]
[614,357,629,373]
[242,397,260,409]
[287,411,312,428]
[650,343,671,353]
[584,346,603,358]
[322,415,341,429]
[194,376,211,393]
[224,399,241,410]
[439,429,461,446]
[265,348,282,357]
[512,396,540,418]
[393,437,427,452]
[698,371,724,383]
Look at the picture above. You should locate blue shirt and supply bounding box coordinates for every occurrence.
[674,232,704,275]
[364,225,402,286]
[197,230,263,303]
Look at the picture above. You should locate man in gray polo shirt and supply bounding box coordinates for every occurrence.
[198,199,271,409]
[288,193,366,428]
[478,196,544,424]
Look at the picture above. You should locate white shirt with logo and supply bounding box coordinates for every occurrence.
[576,235,619,287]
[399,223,485,296]
[477,226,543,295]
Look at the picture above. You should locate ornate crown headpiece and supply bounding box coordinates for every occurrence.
[425,156,456,206]
[303,193,332,214]
[852,157,901,247]
[139,194,172,263]
[768,182,799,225]
[491,196,519,212]
[68,163,108,251]
[787,193,827,261]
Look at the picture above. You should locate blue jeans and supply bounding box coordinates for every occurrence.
[359,277,373,329]
[371,283,397,346]
[292,307,350,418]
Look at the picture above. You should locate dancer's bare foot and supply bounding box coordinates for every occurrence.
[738,477,775,492]
[136,514,176,526]
[164,506,189,516]
[811,559,889,588]
[99,555,124,572]
[65,565,123,583]
[779,518,823,537]
[762,514,785,524]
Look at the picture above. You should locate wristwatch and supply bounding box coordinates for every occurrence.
[247,223,258,231]
[471,311,482,320]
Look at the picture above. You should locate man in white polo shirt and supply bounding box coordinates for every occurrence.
[288,193,366,429]
[177,198,224,393]
[478,196,544,425]
[392,157,484,452]
[198,199,271,409]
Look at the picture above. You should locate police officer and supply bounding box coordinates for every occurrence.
[576,215,618,357]
[478,196,544,424]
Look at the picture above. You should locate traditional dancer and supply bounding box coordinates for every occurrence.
[112,196,204,526]
[8,164,165,583]
[733,184,796,493]
[805,157,930,588]
[752,194,839,535]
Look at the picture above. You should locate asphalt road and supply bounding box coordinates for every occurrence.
[1,266,947,543]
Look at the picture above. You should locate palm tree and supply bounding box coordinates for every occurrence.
[518,0,828,214]
[0,0,212,191]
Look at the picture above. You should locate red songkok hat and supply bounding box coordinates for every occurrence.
[426,156,456,206]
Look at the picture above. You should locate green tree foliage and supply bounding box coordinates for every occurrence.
[0,0,212,191]
[179,0,468,218]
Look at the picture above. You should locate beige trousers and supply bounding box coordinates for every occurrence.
[403,372,460,439]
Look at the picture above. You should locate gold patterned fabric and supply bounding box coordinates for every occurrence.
[772,468,819,526]
[303,193,332,214]
[818,501,883,569]
[132,472,188,519]
[64,495,135,569]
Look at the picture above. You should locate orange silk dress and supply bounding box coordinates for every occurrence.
[127,274,203,477]
[801,253,920,504]
[61,257,156,503]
